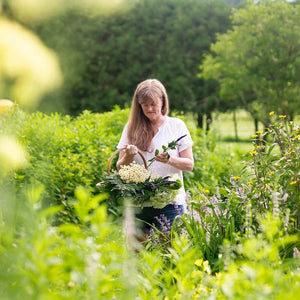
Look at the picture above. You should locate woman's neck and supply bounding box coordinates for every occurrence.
[151,115,165,126]
[151,116,166,135]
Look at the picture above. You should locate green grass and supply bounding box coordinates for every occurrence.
[213,110,300,154]
[212,110,263,141]
[183,109,299,154]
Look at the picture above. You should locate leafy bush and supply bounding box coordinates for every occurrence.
[0,186,135,299]
[2,108,242,224]
[1,110,300,299]
[1,107,129,223]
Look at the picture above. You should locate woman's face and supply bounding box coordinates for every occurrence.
[140,97,163,123]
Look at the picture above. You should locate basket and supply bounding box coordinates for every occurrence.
[106,147,147,173]
[98,147,182,209]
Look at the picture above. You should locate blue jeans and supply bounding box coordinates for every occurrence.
[135,203,184,233]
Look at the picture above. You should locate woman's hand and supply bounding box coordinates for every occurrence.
[124,144,138,156]
[155,146,194,171]
[116,144,138,170]
[155,152,170,164]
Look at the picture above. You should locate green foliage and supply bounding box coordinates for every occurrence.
[187,128,243,193]
[2,108,240,224]
[1,107,129,223]
[215,214,300,299]
[28,0,231,118]
[0,186,135,299]
[169,113,300,273]
[200,0,300,125]
[148,134,187,167]
[242,114,300,232]
[1,108,300,299]
[102,169,182,213]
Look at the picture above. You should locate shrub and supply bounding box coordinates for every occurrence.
[1,107,129,223]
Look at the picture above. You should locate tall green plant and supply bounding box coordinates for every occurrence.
[243,114,300,232]
[1,107,129,223]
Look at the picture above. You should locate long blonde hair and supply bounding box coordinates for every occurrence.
[127,79,169,151]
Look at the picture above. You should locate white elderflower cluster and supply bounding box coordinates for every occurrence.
[119,161,150,183]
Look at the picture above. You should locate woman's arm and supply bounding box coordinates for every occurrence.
[155,146,194,172]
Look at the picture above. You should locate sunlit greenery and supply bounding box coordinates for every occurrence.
[1,0,300,298]
[1,109,299,299]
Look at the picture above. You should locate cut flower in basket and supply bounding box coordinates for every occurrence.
[100,161,182,209]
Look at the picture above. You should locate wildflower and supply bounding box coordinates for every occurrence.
[248,180,253,186]
[290,181,297,185]
[269,111,274,116]
[101,166,182,209]
[242,186,246,191]
[263,184,269,191]
[203,260,211,274]
[269,171,274,176]
[119,161,150,183]
[252,134,258,138]
[284,152,291,156]
[233,176,241,180]
[67,281,75,288]
[176,134,187,142]
[292,135,300,140]
[203,189,210,194]
[293,247,300,258]
[249,151,258,156]
[279,115,286,118]
[195,259,203,267]
[256,131,263,134]
[191,270,203,279]
[61,211,68,215]
[148,135,187,167]
[196,284,209,293]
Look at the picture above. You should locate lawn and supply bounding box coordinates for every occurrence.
[212,110,262,140]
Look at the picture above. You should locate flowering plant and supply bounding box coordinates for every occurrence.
[99,161,182,209]
[148,134,187,167]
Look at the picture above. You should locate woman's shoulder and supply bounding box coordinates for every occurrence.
[165,116,187,127]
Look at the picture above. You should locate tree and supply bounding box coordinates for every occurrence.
[200,0,300,129]
[29,0,231,125]
[0,0,128,111]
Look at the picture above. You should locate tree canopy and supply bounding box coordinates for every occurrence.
[200,0,300,127]
[30,0,231,123]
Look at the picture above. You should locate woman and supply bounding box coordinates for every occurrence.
[117,79,194,234]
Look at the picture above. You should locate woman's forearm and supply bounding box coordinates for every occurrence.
[116,152,135,170]
[167,156,194,172]
[116,145,138,170]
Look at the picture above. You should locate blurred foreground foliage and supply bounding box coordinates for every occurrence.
[0,108,300,299]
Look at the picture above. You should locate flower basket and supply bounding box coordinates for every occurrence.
[97,147,182,212]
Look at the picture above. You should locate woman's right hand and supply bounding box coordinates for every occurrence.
[124,144,138,156]
[117,144,138,170]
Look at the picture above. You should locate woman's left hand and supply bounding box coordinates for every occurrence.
[155,152,170,164]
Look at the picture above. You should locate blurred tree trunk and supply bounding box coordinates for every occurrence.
[254,118,259,133]
[197,114,203,129]
[233,110,239,141]
[206,112,212,132]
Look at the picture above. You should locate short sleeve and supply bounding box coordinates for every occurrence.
[175,119,193,152]
[117,124,128,149]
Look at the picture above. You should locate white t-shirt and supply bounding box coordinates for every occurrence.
[117,116,193,207]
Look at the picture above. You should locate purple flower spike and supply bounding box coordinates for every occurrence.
[166,180,177,185]
[176,134,187,142]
